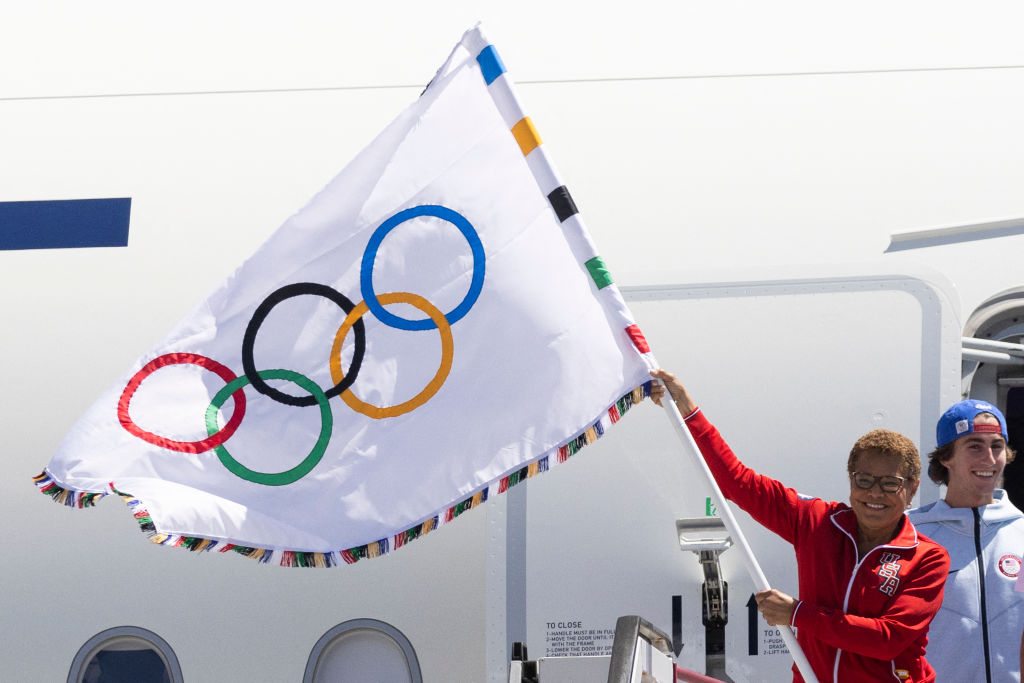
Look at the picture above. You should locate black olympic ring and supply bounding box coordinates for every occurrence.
[241,282,366,407]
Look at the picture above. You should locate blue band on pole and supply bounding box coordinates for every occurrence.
[0,198,131,250]
[476,45,506,85]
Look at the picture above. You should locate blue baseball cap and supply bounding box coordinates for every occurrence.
[936,399,1008,448]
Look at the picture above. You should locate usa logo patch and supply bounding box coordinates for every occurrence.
[878,552,903,596]
[998,554,1022,579]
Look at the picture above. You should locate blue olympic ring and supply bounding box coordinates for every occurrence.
[360,205,485,331]
[121,204,487,487]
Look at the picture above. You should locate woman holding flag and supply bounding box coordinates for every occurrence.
[650,369,949,682]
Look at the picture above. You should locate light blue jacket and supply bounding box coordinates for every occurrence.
[909,490,1024,682]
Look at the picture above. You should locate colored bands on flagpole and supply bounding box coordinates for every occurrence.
[469,34,652,358]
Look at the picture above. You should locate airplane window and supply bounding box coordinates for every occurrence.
[304,619,422,683]
[70,627,181,683]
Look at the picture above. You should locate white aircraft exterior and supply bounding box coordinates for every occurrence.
[2,3,1024,682]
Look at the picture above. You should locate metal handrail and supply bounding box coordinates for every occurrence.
[606,616,673,683]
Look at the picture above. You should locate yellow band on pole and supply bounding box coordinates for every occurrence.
[511,117,542,156]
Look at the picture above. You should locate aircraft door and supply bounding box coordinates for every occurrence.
[962,287,1024,509]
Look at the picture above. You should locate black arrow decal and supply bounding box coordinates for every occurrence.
[672,594,684,656]
[746,593,758,656]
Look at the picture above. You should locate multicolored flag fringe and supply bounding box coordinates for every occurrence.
[35,24,656,567]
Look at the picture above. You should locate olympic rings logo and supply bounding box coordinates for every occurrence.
[117,205,485,486]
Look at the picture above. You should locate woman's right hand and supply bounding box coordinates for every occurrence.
[649,369,698,415]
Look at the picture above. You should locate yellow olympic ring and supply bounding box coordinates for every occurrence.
[330,292,454,419]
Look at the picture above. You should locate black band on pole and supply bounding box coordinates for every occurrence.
[546,186,578,223]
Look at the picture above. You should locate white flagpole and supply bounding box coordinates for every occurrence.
[660,394,818,683]
[461,23,819,683]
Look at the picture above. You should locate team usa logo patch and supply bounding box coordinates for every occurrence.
[998,554,1022,579]
[877,552,903,596]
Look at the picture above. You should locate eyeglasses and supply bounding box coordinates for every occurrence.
[851,472,906,493]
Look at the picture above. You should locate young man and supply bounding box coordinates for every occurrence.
[909,399,1024,682]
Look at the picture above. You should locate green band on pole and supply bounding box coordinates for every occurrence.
[585,256,614,289]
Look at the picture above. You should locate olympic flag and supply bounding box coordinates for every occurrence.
[35,25,656,567]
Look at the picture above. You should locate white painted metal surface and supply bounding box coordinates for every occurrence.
[2,4,1022,682]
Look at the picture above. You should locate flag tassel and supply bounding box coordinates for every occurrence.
[32,472,106,508]
[33,383,651,568]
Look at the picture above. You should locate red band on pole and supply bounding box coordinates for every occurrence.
[625,324,651,353]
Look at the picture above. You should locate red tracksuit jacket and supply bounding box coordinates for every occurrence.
[685,409,949,682]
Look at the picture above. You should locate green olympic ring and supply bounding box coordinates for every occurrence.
[205,369,332,486]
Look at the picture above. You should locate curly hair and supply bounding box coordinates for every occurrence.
[847,429,921,481]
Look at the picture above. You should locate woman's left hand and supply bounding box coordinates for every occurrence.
[755,588,797,626]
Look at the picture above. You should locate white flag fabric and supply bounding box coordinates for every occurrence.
[36,25,655,567]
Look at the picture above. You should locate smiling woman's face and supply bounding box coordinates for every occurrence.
[849,449,918,544]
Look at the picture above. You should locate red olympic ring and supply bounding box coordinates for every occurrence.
[118,352,247,454]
